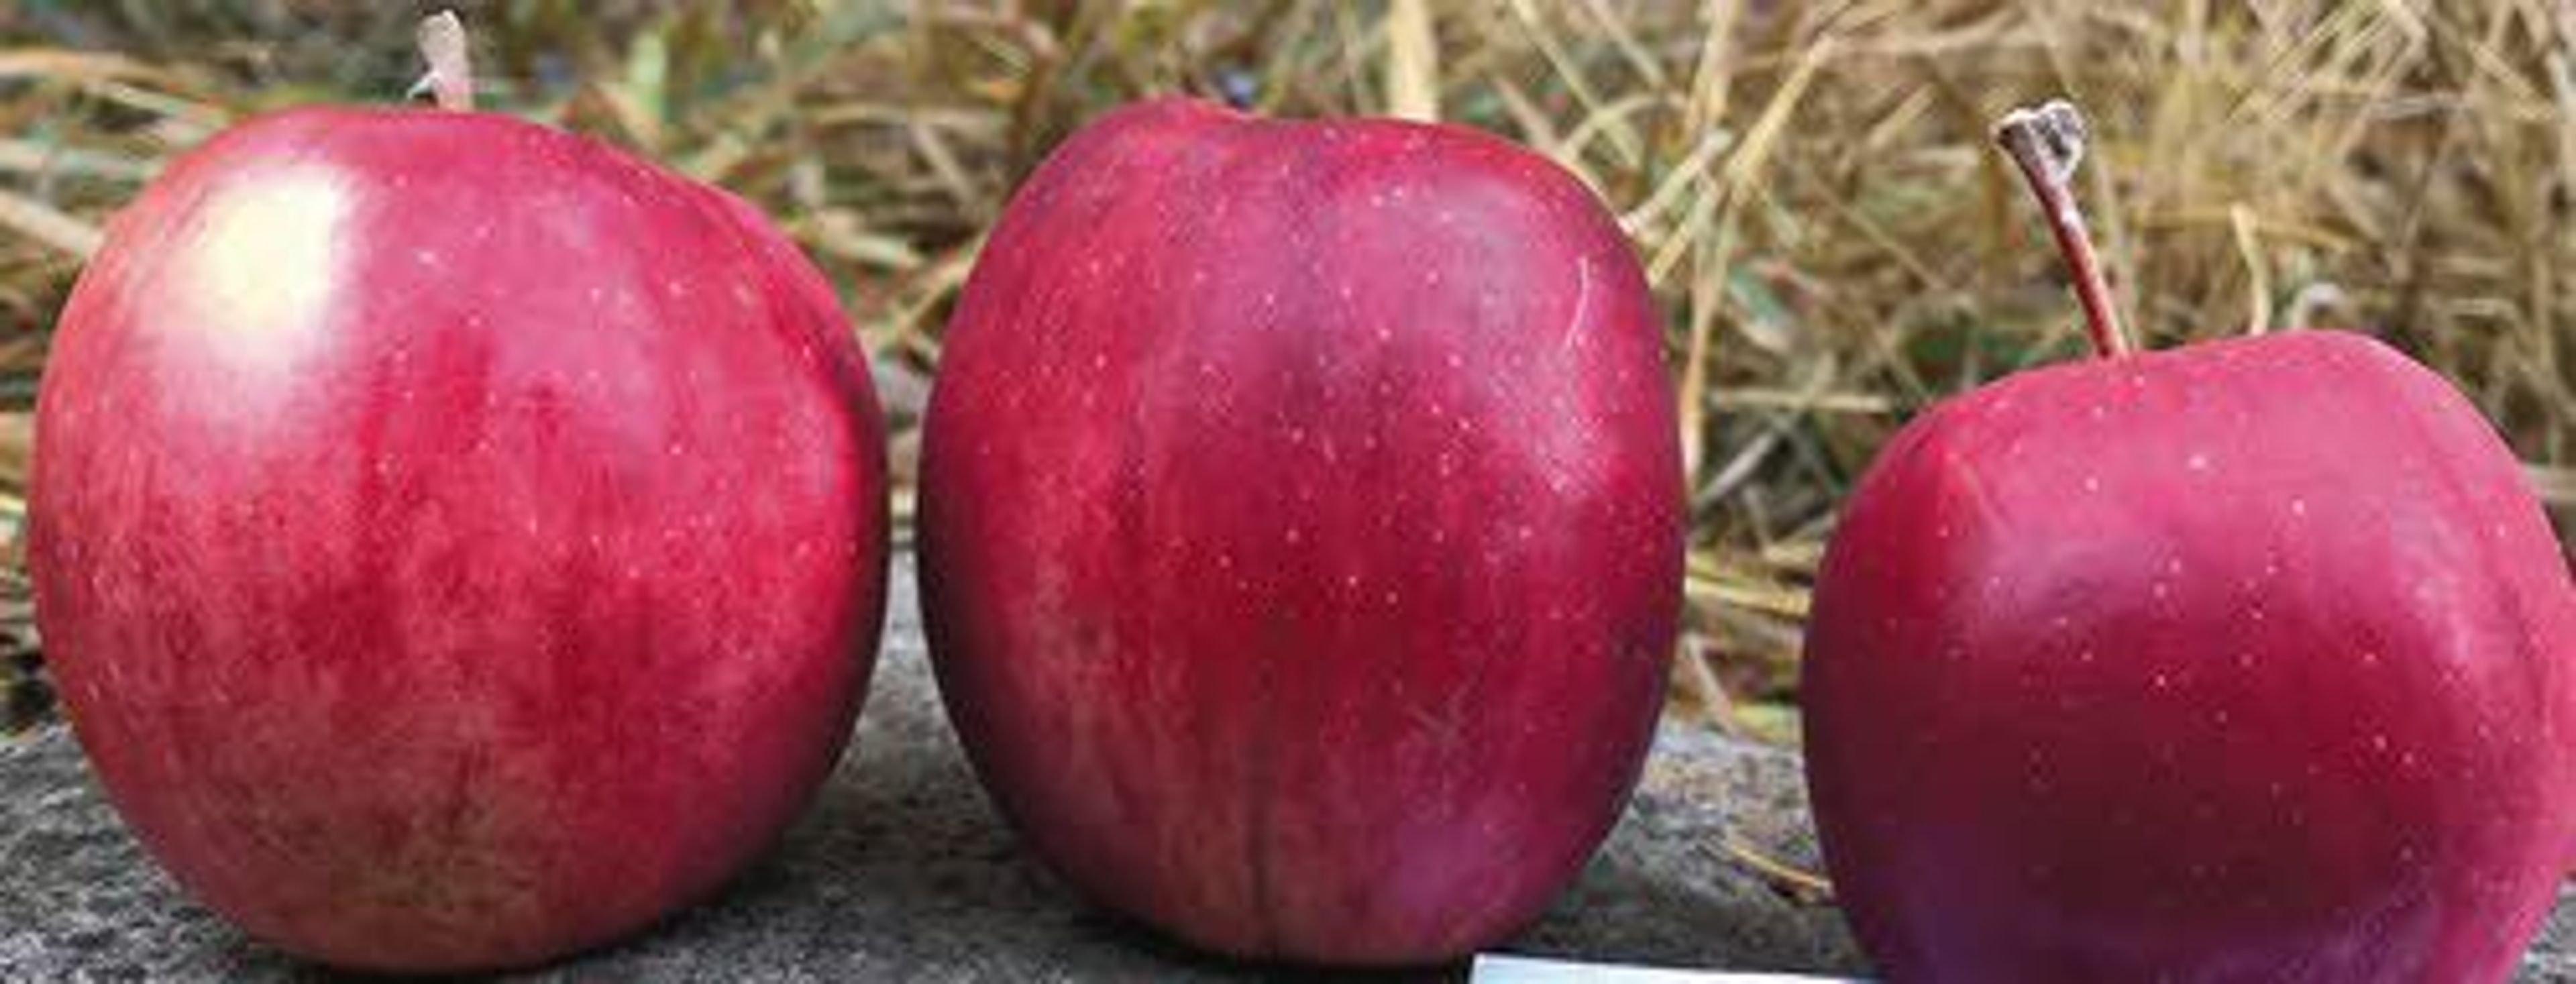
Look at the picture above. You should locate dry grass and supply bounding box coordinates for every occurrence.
[2,1,2571,742]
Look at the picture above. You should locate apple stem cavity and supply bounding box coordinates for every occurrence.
[1994,100,2131,360]
[411,10,476,113]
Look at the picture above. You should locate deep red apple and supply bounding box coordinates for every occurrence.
[917,99,1682,964]
[1802,102,2575,981]
[29,23,888,973]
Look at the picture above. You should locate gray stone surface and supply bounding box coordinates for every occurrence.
[0,561,2566,981]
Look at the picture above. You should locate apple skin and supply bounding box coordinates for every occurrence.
[30,108,888,972]
[1803,330,2574,981]
[917,99,1682,965]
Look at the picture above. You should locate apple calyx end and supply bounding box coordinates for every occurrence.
[1994,99,2131,360]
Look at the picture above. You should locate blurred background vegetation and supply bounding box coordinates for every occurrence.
[1,1,2571,741]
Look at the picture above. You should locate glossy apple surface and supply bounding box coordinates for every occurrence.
[31,107,889,971]
[1804,330,2573,981]
[918,99,1682,965]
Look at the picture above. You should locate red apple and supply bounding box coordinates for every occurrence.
[917,99,1682,965]
[1802,102,2575,981]
[28,32,888,973]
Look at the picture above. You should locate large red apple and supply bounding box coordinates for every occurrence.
[28,32,888,973]
[1802,102,2575,981]
[917,99,1682,965]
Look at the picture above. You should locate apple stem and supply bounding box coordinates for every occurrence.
[411,10,476,113]
[1994,100,2131,360]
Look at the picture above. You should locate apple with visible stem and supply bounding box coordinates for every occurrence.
[916,99,1683,965]
[1801,100,2575,981]
[28,13,888,972]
